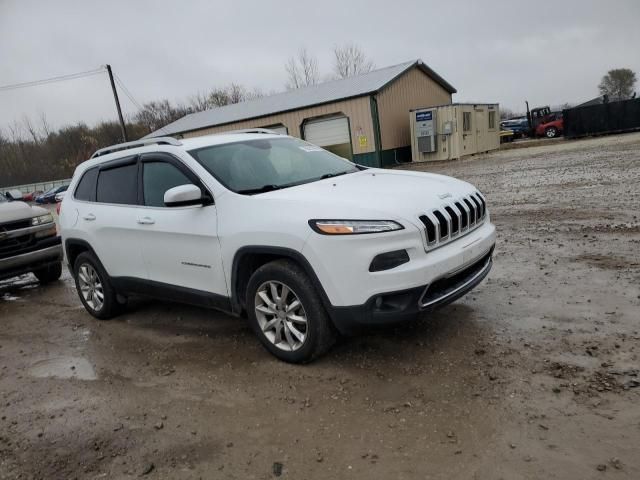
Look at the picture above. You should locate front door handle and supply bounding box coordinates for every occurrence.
[137,216,155,225]
[83,213,96,221]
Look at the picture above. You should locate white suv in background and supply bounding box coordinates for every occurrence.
[60,131,496,363]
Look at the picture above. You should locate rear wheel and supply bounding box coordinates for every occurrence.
[73,252,121,320]
[246,259,336,363]
[545,126,558,138]
[33,262,62,284]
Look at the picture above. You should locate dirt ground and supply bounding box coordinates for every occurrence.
[1,133,639,479]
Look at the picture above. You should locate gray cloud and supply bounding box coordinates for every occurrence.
[1,0,639,131]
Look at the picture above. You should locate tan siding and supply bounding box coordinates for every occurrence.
[182,97,376,154]
[376,67,452,150]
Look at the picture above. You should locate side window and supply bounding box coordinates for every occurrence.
[74,167,98,201]
[96,163,138,205]
[143,161,194,207]
[463,112,472,132]
[488,111,496,130]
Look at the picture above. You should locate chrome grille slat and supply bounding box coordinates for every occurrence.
[456,200,470,232]
[425,211,441,244]
[419,192,488,251]
[444,205,460,237]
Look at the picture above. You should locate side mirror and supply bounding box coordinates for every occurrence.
[164,184,204,207]
[55,192,66,202]
[7,189,23,201]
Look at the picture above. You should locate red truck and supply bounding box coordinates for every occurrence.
[527,104,563,138]
[535,113,563,138]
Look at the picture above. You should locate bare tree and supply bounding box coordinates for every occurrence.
[189,91,211,112]
[333,43,375,79]
[598,68,637,101]
[189,83,261,112]
[134,99,190,133]
[39,111,52,139]
[245,87,265,101]
[22,116,40,143]
[285,48,319,89]
[6,120,24,143]
[208,88,232,107]
[227,83,247,104]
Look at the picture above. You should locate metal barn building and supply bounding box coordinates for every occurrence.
[409,103,500,162]
[146,59,456,167]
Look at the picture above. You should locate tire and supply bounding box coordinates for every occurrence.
[33,262,62,284]
[73,251,121,320]
[545,127,558,138]
[246,259,336,363]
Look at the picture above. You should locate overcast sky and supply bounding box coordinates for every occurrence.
[1,0,639,133]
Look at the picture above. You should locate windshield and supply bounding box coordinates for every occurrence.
[0,194,7,203]
[188,137,360,194]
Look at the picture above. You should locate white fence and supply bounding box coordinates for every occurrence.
[2,178,72,194]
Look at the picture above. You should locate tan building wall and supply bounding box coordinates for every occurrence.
[182,96,376,156]
[376,67,452,150]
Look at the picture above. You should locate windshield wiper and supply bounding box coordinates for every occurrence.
[320,171,352,180]
[236,184,284,195]
[238,172,355,194]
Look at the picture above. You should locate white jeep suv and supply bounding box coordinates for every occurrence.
[60,131,495,363]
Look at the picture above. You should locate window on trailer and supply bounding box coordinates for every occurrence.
[463,112,472,132]
[488,111,496,130]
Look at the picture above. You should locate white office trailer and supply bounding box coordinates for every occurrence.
[410,103,500,162]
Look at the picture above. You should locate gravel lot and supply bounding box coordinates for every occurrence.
[1,133,639,479]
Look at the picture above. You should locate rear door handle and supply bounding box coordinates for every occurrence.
[137,216,155,225]
[83,213,96,221]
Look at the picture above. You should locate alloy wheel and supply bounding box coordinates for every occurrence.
[254,281,308,352]
[78,263,104,311]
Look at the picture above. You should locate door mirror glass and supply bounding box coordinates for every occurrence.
[163,184,203,207]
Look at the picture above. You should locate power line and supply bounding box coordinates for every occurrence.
[114,73,172,136]
[113,74,144,111]
[0,67,105,92]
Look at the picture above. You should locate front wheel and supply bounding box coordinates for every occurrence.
[545,126,558,138]
[73,252,121,320]
[246,259,336,363]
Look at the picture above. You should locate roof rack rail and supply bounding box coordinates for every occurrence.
[221,128,282,135]
[91,137,182,158]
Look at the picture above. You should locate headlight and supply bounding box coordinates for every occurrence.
[31,213,53,226]
[309,219,403,235]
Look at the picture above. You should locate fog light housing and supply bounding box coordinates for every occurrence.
[369,249,410,272]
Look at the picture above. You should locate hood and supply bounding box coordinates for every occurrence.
[257,168,477,223]
[0,201,48,223]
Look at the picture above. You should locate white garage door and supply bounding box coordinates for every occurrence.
[303,116,350,147]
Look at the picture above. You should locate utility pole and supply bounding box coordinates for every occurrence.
[106,64,128,142]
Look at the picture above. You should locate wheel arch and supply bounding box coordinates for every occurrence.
[64,238,102,273]
[231,246,333,315]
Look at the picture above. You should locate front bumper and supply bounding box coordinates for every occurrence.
[0,237,62,281]
[327,244,494,335]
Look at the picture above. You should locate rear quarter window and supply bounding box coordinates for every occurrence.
[74,167,98,201]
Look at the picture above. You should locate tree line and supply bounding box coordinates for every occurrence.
[1,44,374,188]
[0,82,260,187]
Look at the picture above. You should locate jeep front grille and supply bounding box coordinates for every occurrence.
[419,192,487,250]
